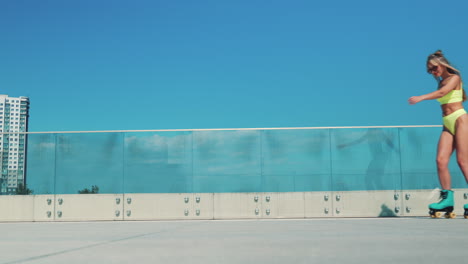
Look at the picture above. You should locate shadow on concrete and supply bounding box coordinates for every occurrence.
[379,204,397,217]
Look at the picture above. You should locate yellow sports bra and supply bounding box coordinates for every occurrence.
[437,84,464,105]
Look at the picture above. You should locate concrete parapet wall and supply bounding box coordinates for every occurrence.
[1,189,468,222]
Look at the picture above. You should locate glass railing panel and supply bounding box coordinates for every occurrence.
[123,131,193,193]
[192,130,262,193]
[330,128,402,191]
[261,129,331,192]
[20,133,56,195]
[54,133,124,194]
[399,127,439,190]
[399,127,465,189]
[17,126,462,196]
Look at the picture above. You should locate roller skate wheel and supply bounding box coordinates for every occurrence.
[435,212,443,218]
[445,212,456,219]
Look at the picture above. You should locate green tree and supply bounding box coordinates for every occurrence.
[78,185,99,194]
[16,183,33,195]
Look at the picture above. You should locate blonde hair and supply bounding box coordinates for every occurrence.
[427,50,466,101]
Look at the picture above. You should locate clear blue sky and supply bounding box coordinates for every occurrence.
[1,0,468,132]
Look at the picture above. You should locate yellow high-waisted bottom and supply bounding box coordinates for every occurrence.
[443,108,467,135]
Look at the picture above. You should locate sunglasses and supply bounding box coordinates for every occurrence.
[427,65,438,74]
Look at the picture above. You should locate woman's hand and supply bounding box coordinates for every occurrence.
[408,96,423,105]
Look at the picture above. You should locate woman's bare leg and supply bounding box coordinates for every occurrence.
[437,129,454,190]
[455,114,468,183]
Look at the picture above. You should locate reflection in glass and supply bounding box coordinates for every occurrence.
[24,134,56,194]
[124,131,192,193]
[19,126,456,195]
[193,130,261,192]
[55,133,124,194]
[262,129,331,191]
[332,128,401,191]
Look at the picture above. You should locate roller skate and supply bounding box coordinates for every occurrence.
[428,190,456,218]
[464,204,468,219]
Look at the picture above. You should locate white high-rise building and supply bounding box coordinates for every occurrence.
[0,95,30,194]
